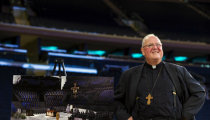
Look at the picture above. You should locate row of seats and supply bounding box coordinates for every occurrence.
[45,90,64,96]
[17,91,39,99]
[44,90,65,107]
[29,16,138,37]
[21,101,40,108]
[15,89,40,108]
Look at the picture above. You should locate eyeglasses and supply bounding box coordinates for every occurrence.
[143,43,162,48]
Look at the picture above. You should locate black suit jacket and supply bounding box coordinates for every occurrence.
[114,62,205,120]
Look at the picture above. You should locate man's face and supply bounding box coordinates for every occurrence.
[141,36,163,62]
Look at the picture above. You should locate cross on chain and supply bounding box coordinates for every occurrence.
[71,82,79,98]
[146,93,153,105]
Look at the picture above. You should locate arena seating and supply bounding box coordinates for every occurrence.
[29,16,139,37]
[0,1,210,119]
[44,90,65,107]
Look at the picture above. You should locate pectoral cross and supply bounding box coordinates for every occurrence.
[146,93,153,105]
[71,82,79,98]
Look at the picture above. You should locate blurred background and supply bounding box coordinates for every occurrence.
[0,0,210,119]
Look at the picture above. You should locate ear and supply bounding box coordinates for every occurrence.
[141,47,145,56]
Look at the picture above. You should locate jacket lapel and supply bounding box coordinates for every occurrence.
[163,61,182,99]
[163,62,178,92]
[128,63,144,111]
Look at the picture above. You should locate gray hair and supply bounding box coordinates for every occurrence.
[141,34,160,48]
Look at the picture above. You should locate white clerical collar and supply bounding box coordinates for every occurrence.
[152,65,156,69]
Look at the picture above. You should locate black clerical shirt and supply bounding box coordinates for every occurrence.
[132,62,182,120]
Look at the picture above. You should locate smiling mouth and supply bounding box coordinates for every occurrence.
[152,51,159,53]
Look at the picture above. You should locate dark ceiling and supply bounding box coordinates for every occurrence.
[27,0,210,43]
[114,0,210,41]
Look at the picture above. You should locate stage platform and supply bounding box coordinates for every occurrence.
[11,112,70,120]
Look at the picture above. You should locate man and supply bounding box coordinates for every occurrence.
[114,34,205,120]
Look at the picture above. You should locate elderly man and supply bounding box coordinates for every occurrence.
[114,34,205,120]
